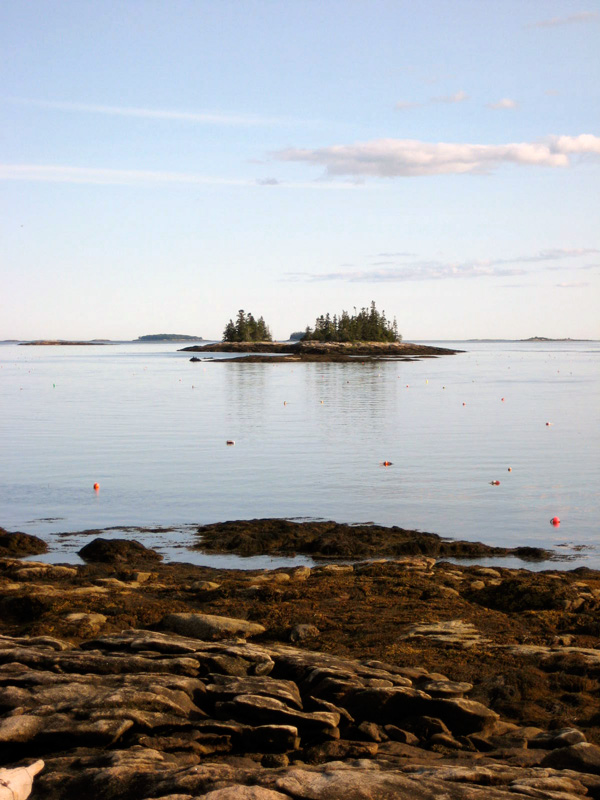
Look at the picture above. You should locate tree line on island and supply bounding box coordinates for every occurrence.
[222,302,401,343]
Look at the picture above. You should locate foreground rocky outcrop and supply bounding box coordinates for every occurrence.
[3,532,600,798]
[2,624,600,799]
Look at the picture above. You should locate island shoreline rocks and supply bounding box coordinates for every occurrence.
[181,340,462,362]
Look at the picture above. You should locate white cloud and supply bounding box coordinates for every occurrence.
[9,98,311,127]
[526,11,599,28]
[556,281,590,288]
[275,134,600,178]
[487,98,518,110]
[0,164,357,190]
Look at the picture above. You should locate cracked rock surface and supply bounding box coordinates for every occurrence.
[1,628,600,799]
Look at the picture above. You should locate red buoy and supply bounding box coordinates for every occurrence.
[381,461,393,467]
[93,483,99,491]
[501,397,505,402]
[490,480,500,485]
[551,516,560,526]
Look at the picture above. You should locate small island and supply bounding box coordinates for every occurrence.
[183,303,461,361]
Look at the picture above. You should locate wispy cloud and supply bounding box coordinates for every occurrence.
[0,164,357,190]
[289,262,527,283]
[395,90,467,111]
[9,98,311,127]
[487,98,518,110]
[394,101,423,111]
[556,281,590,288]
[526,11,599,28]
[431,90,468,104]
[275,134,600,178]
[286,248,599,284]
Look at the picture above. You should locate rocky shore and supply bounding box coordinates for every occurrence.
[2,526,600,799]
[181,340,461,362]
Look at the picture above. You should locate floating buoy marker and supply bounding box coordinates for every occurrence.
[226,440,235,446]
[93,483,99,491]
[508,467,512,472]
[381,461,393,467]
[551,516,560,526]
[546,422,553,427]
[490,480,500,485]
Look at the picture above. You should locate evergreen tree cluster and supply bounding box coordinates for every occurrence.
[223,310,272,342]
[303,301,400,343]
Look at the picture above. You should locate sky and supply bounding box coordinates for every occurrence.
[1,0,599,341]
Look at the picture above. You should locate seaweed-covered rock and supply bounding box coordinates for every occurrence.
[193,519,550,561]
[78,538,162,564]
[0,529,47,557]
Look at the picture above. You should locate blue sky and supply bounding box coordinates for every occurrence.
[1,0,599,340]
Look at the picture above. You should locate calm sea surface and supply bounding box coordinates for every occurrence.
[1,341,598,570]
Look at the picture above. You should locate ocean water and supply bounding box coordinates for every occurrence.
[1,340,598,569]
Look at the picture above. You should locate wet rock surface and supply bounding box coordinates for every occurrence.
[2,545,600,797]
[192,519,550,560]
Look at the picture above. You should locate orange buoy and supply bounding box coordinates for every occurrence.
[462,402,466,406]
[93,483,100,491]
[490,480,500,485]
[546,422,552,426]
[501,397,505,402]
[381,461,393,467]
[507,467,512,472]
[551,516,560,526]
[226,440,235,446]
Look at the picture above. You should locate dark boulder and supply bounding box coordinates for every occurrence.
[78,538,162,564]
[0,529,47,557]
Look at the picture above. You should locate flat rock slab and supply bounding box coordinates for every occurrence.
[161,613,266,640]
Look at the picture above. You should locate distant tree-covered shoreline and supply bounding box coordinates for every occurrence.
[223,310,272,342]
[303,302,400,343]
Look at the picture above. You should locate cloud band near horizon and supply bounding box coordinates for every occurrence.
[276,134,600,178]
[287,248,599,284]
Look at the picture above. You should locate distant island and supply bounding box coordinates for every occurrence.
[520,337,590,342]
[20,340,110,346]
[135,334,204,342]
